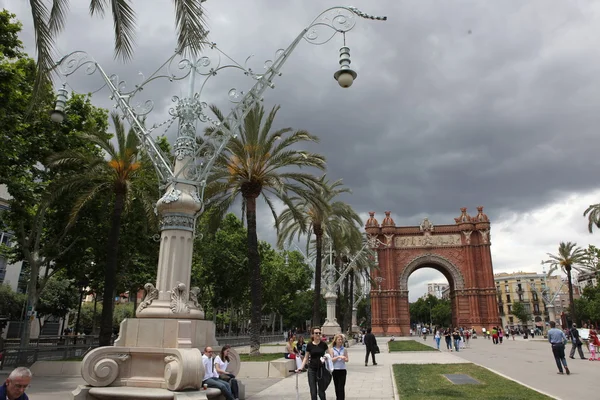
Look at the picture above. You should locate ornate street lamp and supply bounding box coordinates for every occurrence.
[50,6,387,396]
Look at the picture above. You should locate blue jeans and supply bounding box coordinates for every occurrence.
[435,337,441,349]
[454,339,460,352]
[203,378,234,400]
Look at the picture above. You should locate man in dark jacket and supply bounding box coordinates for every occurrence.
[363,328,378,366]
[0,367,31,400]
[569,323,586,359]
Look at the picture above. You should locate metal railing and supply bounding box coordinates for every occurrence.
[0,336,98,369]
[0,334,283,369]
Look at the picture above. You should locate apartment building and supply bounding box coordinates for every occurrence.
[494,271,570,330]
[427,282,449,299]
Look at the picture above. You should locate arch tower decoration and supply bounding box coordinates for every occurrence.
[365,207,500,335]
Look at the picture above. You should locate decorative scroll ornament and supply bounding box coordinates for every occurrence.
[160,213,195,231]
[188,286,201,310]
[462,230,473,245]
[137,283,159,313]
[161,188,182,204]
[367,234,379,248]
[170,282,190,314]
[420,218,434,232]
[384,234,394,246]
[479,229,490,244]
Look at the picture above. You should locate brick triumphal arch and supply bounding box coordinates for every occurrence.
[365,207,499,336]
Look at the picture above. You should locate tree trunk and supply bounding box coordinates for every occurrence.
[246,194,262,355]
[348,270,355,330]
[99,190,126,346]
[343,270,351,333]
[92,294,98,334]
[132,287,138,317]
[312,224,323,327]
[20,261,40,347]
[566,266,576,323]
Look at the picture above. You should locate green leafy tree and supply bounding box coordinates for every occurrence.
[36,276,79,327]
[511,301,531,327]
[204,104,326,355]
[25,1,207,100]
[70,301,102,335]
[0,285,26,331]
[431,301,452,327]
[0,12,109,345]
[192,213,250,315]
[277,176,361,328]
[113,303,134,331]
[543,242,587,322]
[48,113,156,346]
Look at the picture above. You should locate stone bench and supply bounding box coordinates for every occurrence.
[268,358,296,378]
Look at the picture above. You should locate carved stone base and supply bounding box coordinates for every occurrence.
[136,299,204,320]
[72,318,238,399]
[321,320,341,337]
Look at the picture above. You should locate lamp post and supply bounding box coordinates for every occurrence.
[51,6,386,395]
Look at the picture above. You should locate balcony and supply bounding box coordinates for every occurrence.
[516,288,524,294]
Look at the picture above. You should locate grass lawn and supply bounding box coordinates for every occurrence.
[239,353,284,362]
[393,364,553,400]
[389,340,438,352]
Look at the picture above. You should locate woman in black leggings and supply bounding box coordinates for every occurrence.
[297,327,329,400]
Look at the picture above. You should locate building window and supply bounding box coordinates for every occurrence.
[534,304,539,313]
[509,317,514,324]
[533,293,538,301]
[519,294,524,301]
[508,305,512,313]
[498,306,503,314]
[506,295,511,303]
[505,285,509,292]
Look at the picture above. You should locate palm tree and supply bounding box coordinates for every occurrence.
[48,112,156,346]
[204,103,326,355]
[543,242,587,322]
[277,176,362,327]
[27,1,207,97]
[584,204,600,233]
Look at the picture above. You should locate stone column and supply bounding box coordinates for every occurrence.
[351,306,359,333]
[322,290,341,336]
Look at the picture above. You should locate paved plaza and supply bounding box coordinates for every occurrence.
[4,335,600,399]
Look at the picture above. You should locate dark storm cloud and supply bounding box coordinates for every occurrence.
[5,0,600,290]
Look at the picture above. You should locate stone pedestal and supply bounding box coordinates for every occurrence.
[351,307,360,333]
[321,291,341,336]
[71,319,238,399]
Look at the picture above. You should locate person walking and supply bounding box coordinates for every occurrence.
[363,328,378,366]
[444,328,453,351]
[330,333,348,400]
[297,327,330,400]
[452,328,461,352]
[569,323,586,360]
[547,321,570,375]
[434,328,441,350]
[0,367,31,400]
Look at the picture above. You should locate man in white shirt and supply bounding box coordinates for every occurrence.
[202,347,234,400]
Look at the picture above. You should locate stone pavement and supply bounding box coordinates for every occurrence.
[244,339,468,400]
[5,335,600,399]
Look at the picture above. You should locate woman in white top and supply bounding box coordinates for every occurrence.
[214,345,239,400]
[329,333,348,400]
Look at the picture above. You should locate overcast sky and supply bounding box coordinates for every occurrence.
[4,0,600,301]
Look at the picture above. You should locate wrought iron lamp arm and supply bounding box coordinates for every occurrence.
[329,242,372,290]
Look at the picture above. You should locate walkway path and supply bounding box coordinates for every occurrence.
[247,339,468,400]
[7,335,600,399]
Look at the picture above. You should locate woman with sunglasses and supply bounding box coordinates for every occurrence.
[297,327,330,400]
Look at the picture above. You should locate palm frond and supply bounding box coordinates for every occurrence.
[173,0,208,55]
[110,0,137,61]
[49,0,70,34]
[89,0,108,16]
[584,203,600,233]
[29,0,55,105]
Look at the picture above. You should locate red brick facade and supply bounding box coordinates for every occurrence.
[365,207,500,335]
